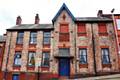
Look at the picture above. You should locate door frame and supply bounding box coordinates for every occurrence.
[58,58,70,76]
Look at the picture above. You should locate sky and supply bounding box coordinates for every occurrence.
[0,0,120,35]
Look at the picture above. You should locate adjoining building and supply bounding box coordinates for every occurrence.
[1,3,120,80]
[0,35,6,80]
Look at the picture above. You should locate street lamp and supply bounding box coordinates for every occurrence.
[111,9,120,55]
[111,9,120,71]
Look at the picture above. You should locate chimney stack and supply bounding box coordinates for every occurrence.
[35,14,39,24]
[97,10,103,17]
[16,16,22,25]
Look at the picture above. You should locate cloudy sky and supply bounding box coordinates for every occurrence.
[0,0,120,35]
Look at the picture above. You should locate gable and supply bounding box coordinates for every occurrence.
[52,3,75,22]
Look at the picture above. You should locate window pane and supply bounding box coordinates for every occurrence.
[79,49,87,64]
[43,37,50,44]
[102,48,110,64]
[14,52,21,66]
[116,19,120,29]
[12,74,19,80]
[18,32,24,38]
[28,52,35,66]
[30,32,37,44]
[43,32,51,44]
[17,32,24,44]
[44,32,51,37]
[17,38,23,44]
[42,52,50,67]
[31,32,37,38]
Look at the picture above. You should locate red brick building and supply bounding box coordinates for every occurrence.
[1,3,120,80]
[0,35,6,79]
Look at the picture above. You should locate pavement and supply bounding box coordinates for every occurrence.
[70,74,120,80]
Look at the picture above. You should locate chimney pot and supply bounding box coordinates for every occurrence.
[16,16,22,25]
[35,14,39,24]
[97,10,103,17]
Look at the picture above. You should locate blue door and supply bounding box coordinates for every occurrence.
[59,58,70,76]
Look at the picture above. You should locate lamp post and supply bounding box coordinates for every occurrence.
[111,9,120,70]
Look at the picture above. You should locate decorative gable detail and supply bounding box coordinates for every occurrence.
[52,3,75,22]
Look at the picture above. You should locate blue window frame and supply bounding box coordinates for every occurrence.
[17,32,24,44]
[29,32,37,44]
[102,48,110,64]
[12,74,19,80]
[79,48,87,64]
[14,52,21,66]
[42,52,50,67]
[43,32,51,44]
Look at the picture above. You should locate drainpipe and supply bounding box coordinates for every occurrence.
[74,24,77,75]
[3,32,12,80]
[91,23,97,76]
[37,65,40,80]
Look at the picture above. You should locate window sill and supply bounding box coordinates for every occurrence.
[78,33,87,36]
[79,63,88,68]
[39,66,50,71]
[99,33,108,36]
[16,44,23,47]
[43,44,50,48]
[102,63,111,68]
[13,65,21,70]
[27,65,35,70]
[29,44,36,47]
[29,43,37,45]
[28,44,36,51]
[16,43,23,45]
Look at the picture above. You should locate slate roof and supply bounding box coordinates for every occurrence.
[7,24,53,31]
[75,17,112,22]
[0,35,6,42]
[7,3,113,31]
[7,17,112,30]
